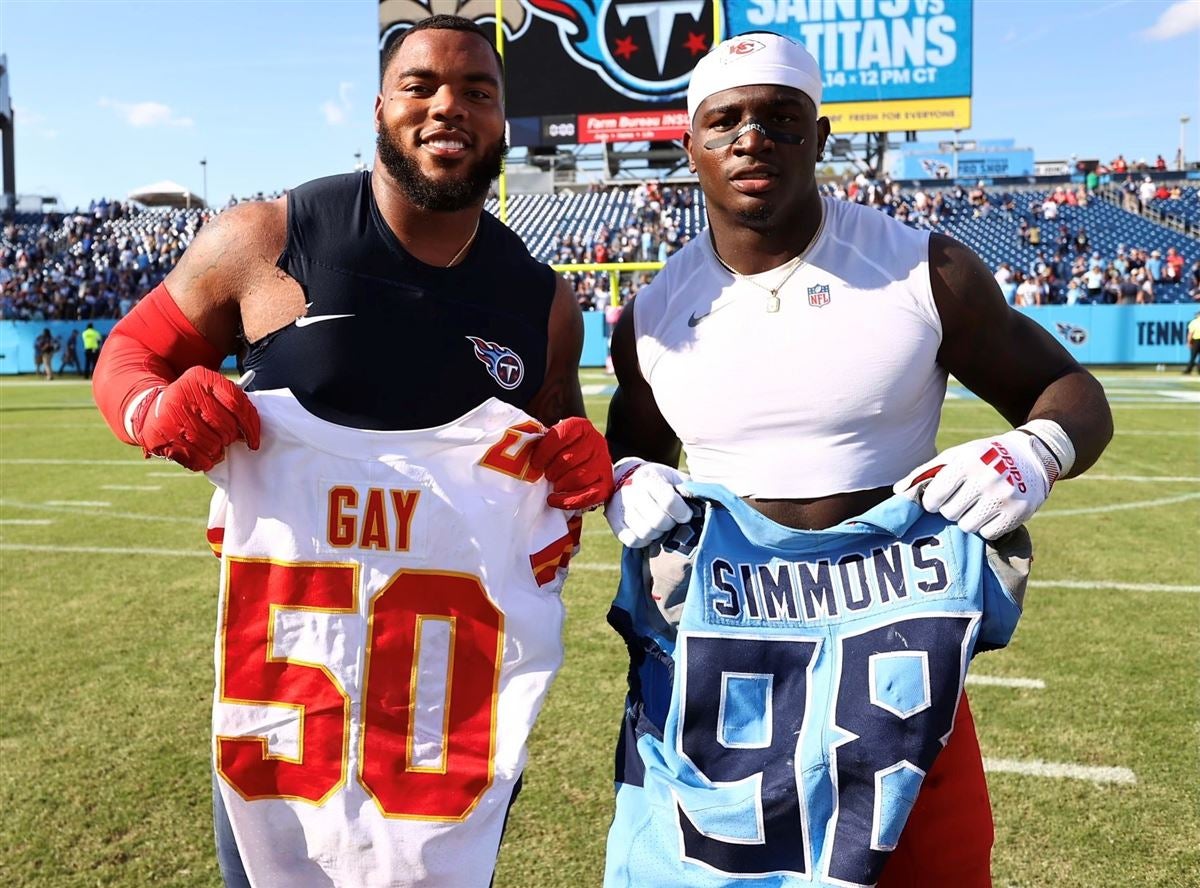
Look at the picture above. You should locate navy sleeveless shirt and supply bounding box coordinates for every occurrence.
[242,172,556,429]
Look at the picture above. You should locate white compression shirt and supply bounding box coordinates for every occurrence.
[633,197,947,498]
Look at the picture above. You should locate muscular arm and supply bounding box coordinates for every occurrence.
[92,199,289,449]
[930,233,1113,477]
[604,298,683,467]
[525,275,587,427]
[164,198,290,351]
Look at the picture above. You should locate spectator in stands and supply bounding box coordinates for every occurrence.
[1112,154,1128,174]
[1015,273,1041,307]
[1042,199,1058,221]
[1075,227,1090,253]
[1135,268,1155,304]
[1146,250,1164,282]
[1165,247,1185,283]
[1121,176,1140,213]
[1085,168,1100,192]
[1138,177,1156,212]
[1028,221,1041,247]
[1055,224,1071,253]
[1084,263,1105,301]
[1102,270,1122,305]
[1066,277,1087,305]
[1117,274,1140,305]
[1155,154,1167,171]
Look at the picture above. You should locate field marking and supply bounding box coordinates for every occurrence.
[146,471,204,478]
[966,675,1046,689]
[0,499,203,525]
[937,428,1200,439]
[0,542,211,558]
[1079,474,1200,482]
[1,543,1193,599]
[0,458,147,466]
[982,758,1137,785]
[1031,579,1199,593]
[1035,492,1200,517]
[0,519,53,526]
[101,485,162,492]
[44,500,110,507]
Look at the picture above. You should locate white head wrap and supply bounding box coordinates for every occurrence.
[687,32,823,125]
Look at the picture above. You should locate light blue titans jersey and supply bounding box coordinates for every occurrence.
[605,483,1030,888]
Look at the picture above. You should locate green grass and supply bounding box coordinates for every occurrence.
[1,369,1197,887]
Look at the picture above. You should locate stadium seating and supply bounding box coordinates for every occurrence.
[4,181,1197,320]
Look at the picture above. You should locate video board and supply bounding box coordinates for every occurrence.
[726,0,973,133]
[378,0,972,144]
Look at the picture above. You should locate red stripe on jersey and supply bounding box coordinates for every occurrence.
[207,527,224,559]
[529,516,583,587]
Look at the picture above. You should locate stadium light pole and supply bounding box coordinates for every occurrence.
[200,158,208,208]
[1181,116,1191,171]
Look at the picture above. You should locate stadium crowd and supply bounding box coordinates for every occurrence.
[3,173,1197,321]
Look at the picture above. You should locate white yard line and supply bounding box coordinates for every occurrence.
[0,542,211,558]
[101,485,162,492]
[0,519,53,526]
[983,758,1136,785]
[1030,579,1199,593]
[966,675,1046,689]
[0,499,202,525]
[1034,492,1200,517]
[44,500,110,507]
[0,458,147,466]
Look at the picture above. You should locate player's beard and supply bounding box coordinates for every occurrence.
[736,203,775,228]
[377,126,507,212]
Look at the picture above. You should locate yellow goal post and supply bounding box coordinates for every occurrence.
[551,261,666,307]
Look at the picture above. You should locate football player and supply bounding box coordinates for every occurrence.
[603,31,1112,887]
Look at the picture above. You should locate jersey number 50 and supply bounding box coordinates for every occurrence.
[216,559,503,822]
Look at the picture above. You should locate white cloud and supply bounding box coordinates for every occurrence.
[320,81,353,126]
[1143,0,1200,40]
[11,104,58,140]
[98,97,193,128]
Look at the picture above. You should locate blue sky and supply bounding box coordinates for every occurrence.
[2,0,1198,210]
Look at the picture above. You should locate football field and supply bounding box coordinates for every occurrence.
[1,368,1196,887]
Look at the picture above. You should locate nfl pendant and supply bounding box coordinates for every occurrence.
[767,295,780,312]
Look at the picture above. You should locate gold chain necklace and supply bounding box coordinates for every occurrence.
[713,248,806,312]
[445,216,481,267]
[710,206,825,312]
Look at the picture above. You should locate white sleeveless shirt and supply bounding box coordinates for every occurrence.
[634,198,946,498]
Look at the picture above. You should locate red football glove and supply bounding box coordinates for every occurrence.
[529,417,615,510]
[131,366,261,472]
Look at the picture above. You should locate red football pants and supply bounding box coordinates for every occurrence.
[877,692,993,888]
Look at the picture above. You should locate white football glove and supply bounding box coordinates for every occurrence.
[604,458,694,548]
[894,423,1074,540]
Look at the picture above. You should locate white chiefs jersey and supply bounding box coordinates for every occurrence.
[633,198,947,498]
[205,391,579,888]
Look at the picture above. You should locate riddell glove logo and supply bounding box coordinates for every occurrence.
[980,443,1028,493]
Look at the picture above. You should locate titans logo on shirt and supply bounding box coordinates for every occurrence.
[467,336,525,390]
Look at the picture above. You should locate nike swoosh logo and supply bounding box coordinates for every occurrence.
[294,313,355,327]
[687,311,709,327]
